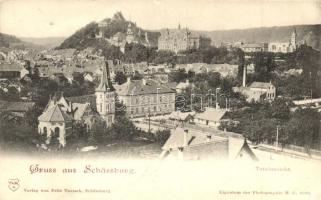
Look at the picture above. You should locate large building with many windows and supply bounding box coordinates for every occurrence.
[268,29,297,53]
[158,25,211,53]
[114,78,176,118]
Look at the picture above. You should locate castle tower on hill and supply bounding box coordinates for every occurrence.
[95,60,115,127]
[126,23,135,44]
[96,21,107,39]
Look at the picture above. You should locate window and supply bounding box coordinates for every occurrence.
[43,127,47,135]
[54,127,60,137]
[136,108,139,114]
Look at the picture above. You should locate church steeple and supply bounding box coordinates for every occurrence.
[95,59,115,127]
[96,61,114,92]
[290,28,297,51]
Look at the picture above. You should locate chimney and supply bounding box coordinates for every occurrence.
[206,134,212,142]
[127,77,131,83]
[183,129,189,147]
[242,65,247,87]
[185,79,189,84]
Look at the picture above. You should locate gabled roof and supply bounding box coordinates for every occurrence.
[168,111,195,121]
[249,82,274,89]
[66,94,96,109]
[162,127,227,150]
[241,43,266,48]
[4,102,35,112]
[176,81,192,90]
[0,62,24,72]
[38,104,72,122]
[72,102,90,120]
[114,79,175,96]
[228,137,258,160]
[194,108,226,122]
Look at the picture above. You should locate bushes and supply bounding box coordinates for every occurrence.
[154,129,171,146]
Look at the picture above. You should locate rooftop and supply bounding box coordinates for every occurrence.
[194,108,227,122]
[0,63,24,72]
[38,104,72,122]
[114,79,175,96]
[249,81,274,89]
[162,127,227,150]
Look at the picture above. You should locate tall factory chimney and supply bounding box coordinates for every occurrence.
[242,65,247,87]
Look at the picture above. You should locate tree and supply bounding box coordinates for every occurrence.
[115,97,126,116]
[285,108,320,153]
[152,50,177,64]
[124,43,149,63]
[0,112,39,151]
[88,120,106,145]
[268,98,291,120]
[31,67,40,83]
[154,129,171,145]
[114,72,127,85]
[110,115,138,141]
[132,71,143,80]
[251,52,276,81]
[169,68,187,83]
[24,104,43,130]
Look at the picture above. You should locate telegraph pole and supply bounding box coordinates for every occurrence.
[148,108,151,133]
[275,125,279,152]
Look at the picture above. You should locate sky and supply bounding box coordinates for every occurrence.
[0,0,320,38]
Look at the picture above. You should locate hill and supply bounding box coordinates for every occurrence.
[198,24,321,50]
[57,12,160,50]
[0,33,23,47]
[0,32,45,50]
[57,11,320,51]
[20,37,66,49]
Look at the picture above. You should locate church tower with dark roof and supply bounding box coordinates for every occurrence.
[95,60,115,127]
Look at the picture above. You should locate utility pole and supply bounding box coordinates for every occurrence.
[208,89,212,108]
[148,107,151,133]
[156,88,160,115]
[215,88,220,109]
[225,97,228,111]
[275,125,279,152]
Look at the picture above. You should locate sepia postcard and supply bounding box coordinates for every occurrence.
[0,0,321,199]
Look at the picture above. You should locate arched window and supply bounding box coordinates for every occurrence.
[43,127,47,135]
[54,127,60,137]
